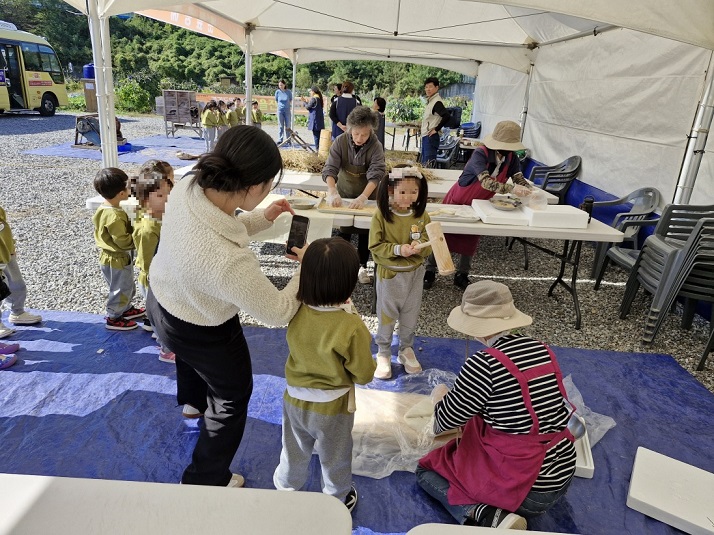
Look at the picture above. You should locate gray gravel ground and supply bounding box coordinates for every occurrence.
[1,111,712,392]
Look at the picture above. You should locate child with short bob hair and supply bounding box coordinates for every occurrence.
[133,172,174,361]
[274,237,376,513]
[93,167,145,330]
[369,166,431,379]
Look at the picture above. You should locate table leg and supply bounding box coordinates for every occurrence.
[547,240,583,329]
[390,127,396,151]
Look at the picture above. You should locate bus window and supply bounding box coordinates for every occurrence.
[38,44,63,83]
[20,42,41,71]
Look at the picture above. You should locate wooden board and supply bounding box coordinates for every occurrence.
[317,198,377,216]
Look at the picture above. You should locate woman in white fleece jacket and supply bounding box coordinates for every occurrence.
[147,126,304,488]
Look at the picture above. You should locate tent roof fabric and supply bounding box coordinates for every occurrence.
[64,1,714,73]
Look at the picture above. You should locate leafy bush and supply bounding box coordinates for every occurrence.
[115,78,153,113]
[64,94,86,111]
[386,96,424,123]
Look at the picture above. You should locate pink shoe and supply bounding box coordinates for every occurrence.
[158,349,176,363]
[0,342,20,355]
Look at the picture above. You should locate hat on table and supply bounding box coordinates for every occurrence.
[482,120,526,152]
[447,280,532,337]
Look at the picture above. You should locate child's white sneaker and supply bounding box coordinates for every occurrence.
[374,353,392,380]
[358,266,373,284]
[8,311,42,325]
[398,347,422,374]
[0,322,15,339]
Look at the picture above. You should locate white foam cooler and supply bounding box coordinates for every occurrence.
[522,204,589,228]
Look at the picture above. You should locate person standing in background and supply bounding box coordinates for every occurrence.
[275,80,293,143]
[372,97,387,149]
[329,80,359,140]
[302,86,325,150]
[420,77,450,168]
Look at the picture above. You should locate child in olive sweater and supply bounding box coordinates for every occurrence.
[369,167,432,379]
[273,237,376,514]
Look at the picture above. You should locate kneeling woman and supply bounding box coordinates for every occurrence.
[417,280,577,529]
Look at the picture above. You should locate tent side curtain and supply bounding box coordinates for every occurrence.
[517,28,711,202]
[472,63,528,135]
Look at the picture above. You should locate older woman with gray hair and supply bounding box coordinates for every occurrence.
[322,105,386,283]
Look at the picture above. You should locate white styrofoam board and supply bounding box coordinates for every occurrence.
[627,447,714,534]
[522,204,589,229]
[472,199,529,226]
[574,428,594,478]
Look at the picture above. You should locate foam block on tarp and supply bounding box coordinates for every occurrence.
[627,447,714,534]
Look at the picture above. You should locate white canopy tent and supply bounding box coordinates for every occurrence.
[65,0,713,204]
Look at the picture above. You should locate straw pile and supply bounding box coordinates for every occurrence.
[280,149,438,181]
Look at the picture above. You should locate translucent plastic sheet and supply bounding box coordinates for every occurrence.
[351,370,617,479]
[564,374,617,447]
[352,369,457,479]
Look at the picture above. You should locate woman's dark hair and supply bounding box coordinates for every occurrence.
[341,80,354,94]
[135,172,173,209]
[334,83,342,92]
[279,79,287,86]
[191,125,283,193]
[310,86,323,103]
[376,165,428,223]
[346,105,378,130]
[204,100,218,111]
[297,238,359,306]
[374,97,386,113]
[94,167,129,199]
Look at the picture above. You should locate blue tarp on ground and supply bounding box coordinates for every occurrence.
[23,135,207,167]
[1,309,712,534]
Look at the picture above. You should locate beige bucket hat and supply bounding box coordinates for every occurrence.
[482,120,526,152]
[447,280,532,337]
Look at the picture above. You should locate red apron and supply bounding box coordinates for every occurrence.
[442,147,513,256]
[419,345,575,512]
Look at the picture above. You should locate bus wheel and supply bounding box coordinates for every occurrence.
[39,94,57,116]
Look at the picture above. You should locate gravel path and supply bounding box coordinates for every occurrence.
[1,111,712,392]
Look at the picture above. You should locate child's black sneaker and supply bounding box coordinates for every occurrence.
[142,318,154,332]
[344,485,358,513]
[122,306,146,320]
[478,506,527,529]
[106,317,138,331]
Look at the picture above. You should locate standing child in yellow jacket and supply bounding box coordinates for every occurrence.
[201,100,220,153]
[0,204,42,369]
[92,168,145,330]
[133,171,174,362]
[368,167,431,379]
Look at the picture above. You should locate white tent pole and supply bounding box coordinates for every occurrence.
[86,0,117,168]
[244,25,252,126]
[99,15,118,165]
[673,54,714,204]
[290,49,297,130]
[519,63,534,141]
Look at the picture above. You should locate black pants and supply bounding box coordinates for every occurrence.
[337,229,370,266]
[147,291,253,486]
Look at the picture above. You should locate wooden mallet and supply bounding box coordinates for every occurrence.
[414,221,455,275]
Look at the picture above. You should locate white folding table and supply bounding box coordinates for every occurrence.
[353,212,624,329]
[0,473,352,535]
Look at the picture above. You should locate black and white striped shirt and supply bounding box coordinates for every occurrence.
[434,334,576,491]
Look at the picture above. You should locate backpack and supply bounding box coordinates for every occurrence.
[443,106,462,129]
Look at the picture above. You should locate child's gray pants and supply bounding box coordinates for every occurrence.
[100,263,135,319]
[374,265,424,354]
